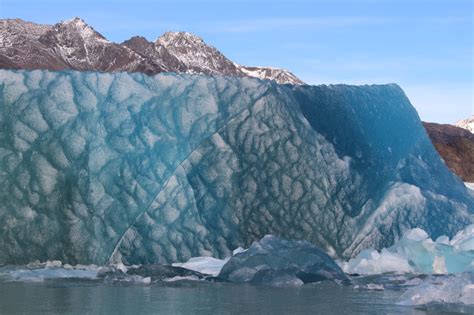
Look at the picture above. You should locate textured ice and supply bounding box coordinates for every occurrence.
[218,235,348,286]
[0,69,473,265]
[342,225,474,275]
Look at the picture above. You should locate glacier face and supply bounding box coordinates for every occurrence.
[0,70,472,265]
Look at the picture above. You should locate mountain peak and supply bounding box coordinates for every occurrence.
[155,30,241,75]
[62,17,86,26]
[54,17,108,42]
[156,31,204,46]
[0,18,305,84]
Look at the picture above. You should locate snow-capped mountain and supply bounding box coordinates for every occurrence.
[41,18,148,72]
[0,19,60,69]
[240,66,304,85]
[0,18,304,85]
[455,116,474,133]
[121,35,187,74]
[155,31,243,76]
[0,18,147,72]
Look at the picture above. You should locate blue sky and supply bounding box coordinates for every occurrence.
[1,0,472,123]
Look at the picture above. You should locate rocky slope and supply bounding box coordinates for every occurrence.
[0,17,303,84]
[423,122,474,182]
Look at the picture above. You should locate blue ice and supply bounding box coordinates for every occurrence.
[0,70,472,265]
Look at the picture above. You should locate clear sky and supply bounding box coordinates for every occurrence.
[1,0,472,123]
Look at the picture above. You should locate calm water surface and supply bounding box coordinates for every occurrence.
[0,280,465,315]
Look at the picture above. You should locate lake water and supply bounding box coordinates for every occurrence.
[0,279,472,314]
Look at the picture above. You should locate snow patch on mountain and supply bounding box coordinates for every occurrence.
[240,65,304,85]
[155,31,242,76]
[456,116,474,133]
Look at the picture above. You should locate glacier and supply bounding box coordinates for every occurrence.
[0,69,473,265]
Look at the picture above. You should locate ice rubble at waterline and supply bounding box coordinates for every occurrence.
[341,225,474,275]
[0,227,473,306]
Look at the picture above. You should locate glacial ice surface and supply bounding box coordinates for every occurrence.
[0,69,473,265]
[218,235,348,286]
[342,225,474,275]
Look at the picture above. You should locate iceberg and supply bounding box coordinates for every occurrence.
[341,225,474,275]
[218,235,348,286]
[0,69,472,265]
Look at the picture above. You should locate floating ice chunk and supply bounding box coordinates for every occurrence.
[250,269,305,287]
[0,261,99,282]
[141,276,152,284]
[354,283,384,290]
[102,273,152,285]
[341,249,412,275]
[432,256,448,274]
[399,273,474,305]
[114,262,129,273]
[121,264,208,282]
[462,284,474,305]
[404,228,429,241]
[171,247,247,276]
[163,275,200,282]
[451,225,474,251]
[172,256,229,276]
[342,225,474,275]
[218,235,347,286]
[232,247,246,255]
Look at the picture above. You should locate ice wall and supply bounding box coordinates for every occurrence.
[0,70,472,265]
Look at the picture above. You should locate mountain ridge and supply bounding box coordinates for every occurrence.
[0,17,304,84]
